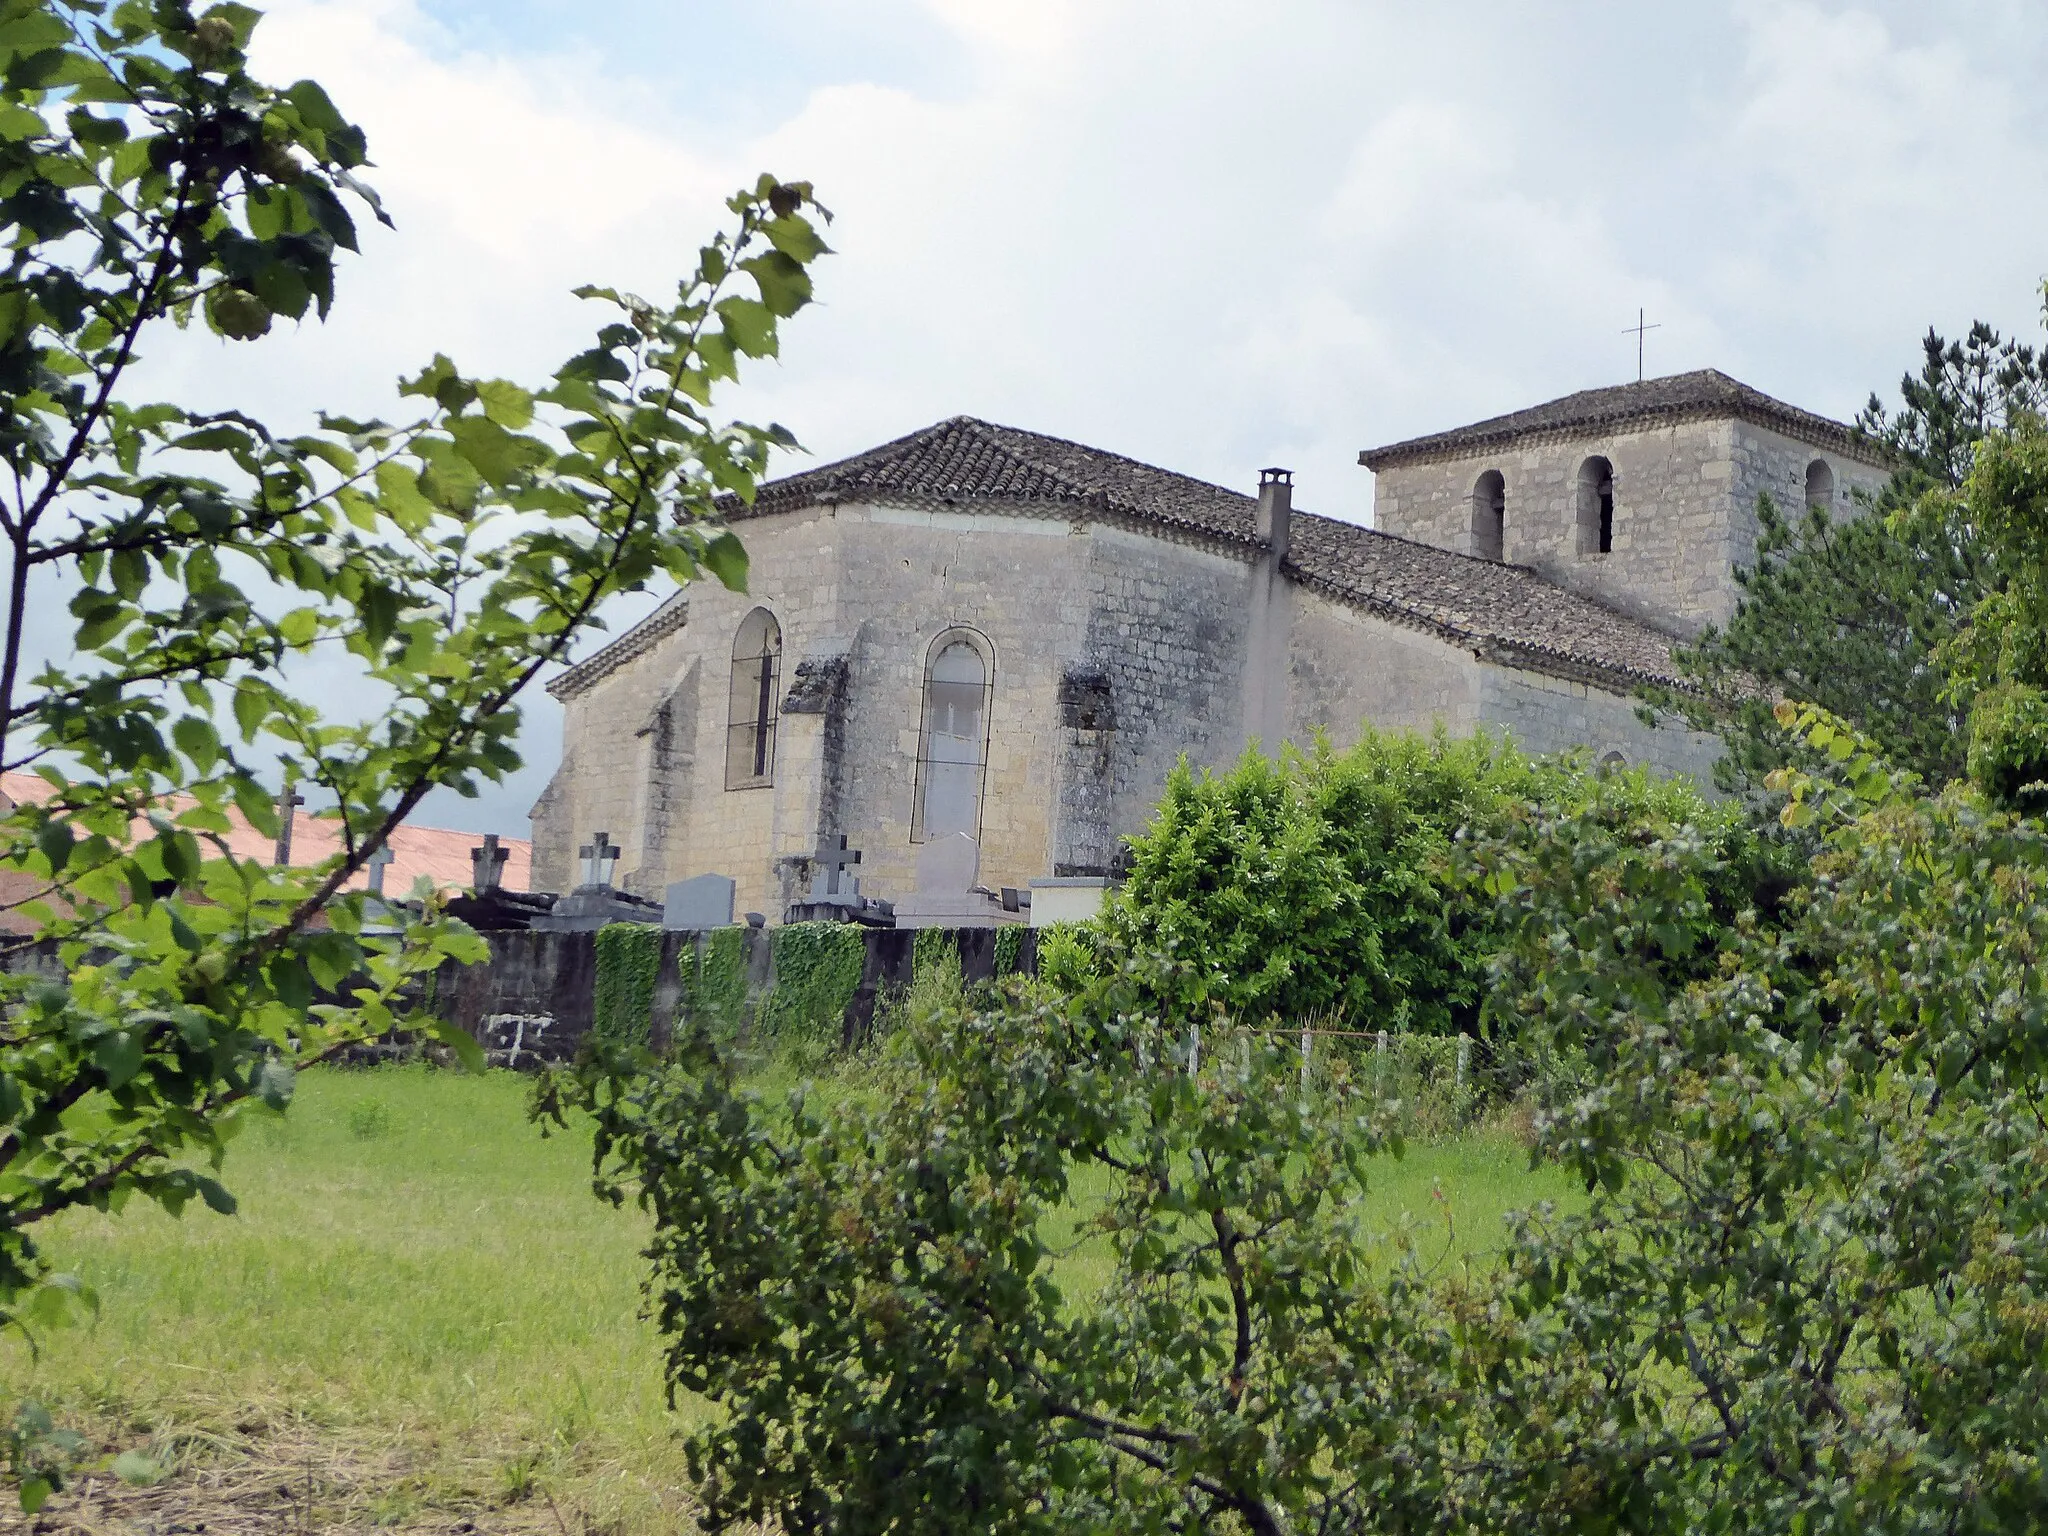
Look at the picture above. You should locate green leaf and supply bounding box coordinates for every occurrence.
[285,78,350,135]
[738,250,812,318]
[702,530,749,593]
[430,1019,487,1074]
[715,296,776,358]
[172,716,220,772]
[194,1177,238,1216]
[448,416,548,487]
[477,379,534,429]
[373,458,437,531]
[95,1031,144,1089]
[763,213,829,264]
[418,442,481,515]
[35,817,73,874]
[278,607,320,648]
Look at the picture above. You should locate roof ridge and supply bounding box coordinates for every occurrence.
[975,418,1249,510]
[948,416,1109,504]
[1360,368,1882,469]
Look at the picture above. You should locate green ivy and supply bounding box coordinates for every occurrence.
[993,924,1025,977]
[764,923,867,1040]
[912,928,957,989]
[694,926,752,1039]
[593,924,661,1048]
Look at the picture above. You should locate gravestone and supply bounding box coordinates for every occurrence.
[665,872,736,931]
[534,828,661,930]
[471,833,509,893]
[894,831,1013,929]
[784,834,895,925]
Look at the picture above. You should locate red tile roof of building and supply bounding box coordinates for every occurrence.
[0,772,528,900]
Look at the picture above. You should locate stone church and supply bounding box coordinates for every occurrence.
[531,370,1888,919]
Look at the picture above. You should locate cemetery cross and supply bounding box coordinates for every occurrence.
[813,834,861,897]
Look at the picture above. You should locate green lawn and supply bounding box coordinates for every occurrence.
[0,1063,1570,1533]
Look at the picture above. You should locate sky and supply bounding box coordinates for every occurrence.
[128,0,2048,840]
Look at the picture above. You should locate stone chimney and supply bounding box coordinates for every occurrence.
[1256,467,1292,560]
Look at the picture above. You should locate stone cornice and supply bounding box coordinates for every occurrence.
[546,595,689,701]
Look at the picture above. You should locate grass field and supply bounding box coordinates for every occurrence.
[0,1063,1570,1534]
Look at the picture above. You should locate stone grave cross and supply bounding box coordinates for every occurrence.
[471,833,508,893]
[579,831,620,890]
[811,834,861,898]
[272,771,305,867]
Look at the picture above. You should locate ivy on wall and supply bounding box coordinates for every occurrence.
[993,924,1024,977]
[695,926,752,1039]
[593,923,661,1048]
[911,928,956,990]
[764,922,867,1040]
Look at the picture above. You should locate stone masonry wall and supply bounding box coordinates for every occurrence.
[1370,413,1893,639]
[1477,665,1724,780]
[1727,421,1890,574]
[536,493,1737,916]
[1284,589,1481,747]
[1371,417,1742,635]
[1082,525,1257,839]
[535,503,1265,919]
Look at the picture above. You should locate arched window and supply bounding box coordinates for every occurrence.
[725,607,781,789]
[1470,470,1505,561]
[913,630,994,842]
[1577,456,1614,556]
[1805,458,1835,510]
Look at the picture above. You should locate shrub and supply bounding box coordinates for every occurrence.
[1068,728,1796,1041]
[1033,921,1100,995]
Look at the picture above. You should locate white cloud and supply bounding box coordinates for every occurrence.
[125,0,2048,839]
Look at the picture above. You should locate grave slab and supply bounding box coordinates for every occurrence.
[665,872,736,930]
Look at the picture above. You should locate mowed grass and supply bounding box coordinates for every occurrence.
[0,1063,1572,1532]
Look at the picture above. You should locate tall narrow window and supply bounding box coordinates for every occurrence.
[725,608,781,789]
[1471,470,1505,561]
[1577,456,1614,555]
[913,630,993,842]
[1805,458,1835,510]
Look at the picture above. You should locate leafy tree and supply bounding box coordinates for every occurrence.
[1660,490,1989,789]
[555,726,2048,1533]
[1858,318,2048,497]
[0,0,826,1500]
[1936,415,2048,808]
[1655,307,2048,790]
[1460,716,2048,1534]
[546,979,1483,1536]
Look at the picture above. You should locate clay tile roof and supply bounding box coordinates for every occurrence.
[1358,369,1883,469]
[677,416,1684,693]
[0,770,528,897]
[1281,516,1683,688]
[731,416,1260,543]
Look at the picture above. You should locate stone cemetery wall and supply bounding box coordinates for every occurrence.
[437,923,1039,1069]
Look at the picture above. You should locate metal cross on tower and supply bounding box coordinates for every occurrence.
[1622,307,1662,383]
[579,831,620,889]
[812,834,861,897]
